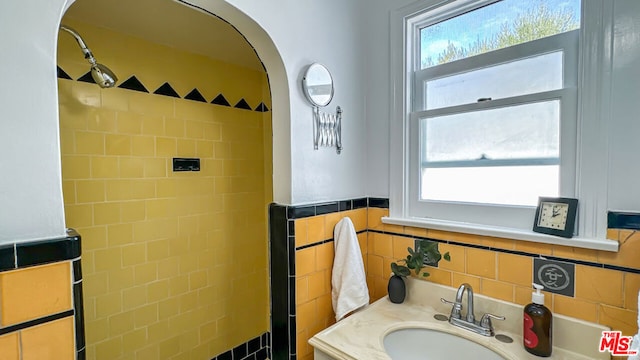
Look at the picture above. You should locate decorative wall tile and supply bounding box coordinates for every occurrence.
[57,66,72,80]
[153,82,180,98]
[255,102,269,112]
[211,94,231,106]
[77,71,95,84]
[534,258,575,297]
[118,76,148,93]
[184,88,207,102]
[56,66,270,112]
[234,98,252,110]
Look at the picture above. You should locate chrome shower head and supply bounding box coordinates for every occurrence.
[90,63,118,89]
[60,25,118,88]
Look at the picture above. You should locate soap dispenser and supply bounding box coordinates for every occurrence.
[523,283,552,357]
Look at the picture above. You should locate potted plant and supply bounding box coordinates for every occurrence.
[388,240,450,304]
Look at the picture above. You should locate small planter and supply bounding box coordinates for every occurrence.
[387,275,406,304]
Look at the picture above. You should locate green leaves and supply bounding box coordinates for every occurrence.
[390,240,451,278]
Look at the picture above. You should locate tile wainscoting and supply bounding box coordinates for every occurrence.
[0,230,84,359]
[269,199,640,360]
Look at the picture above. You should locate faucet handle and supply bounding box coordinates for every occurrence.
[440,298,462,319]
[479,313,505,329]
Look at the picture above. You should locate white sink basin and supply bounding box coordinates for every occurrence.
[383,328,507,360]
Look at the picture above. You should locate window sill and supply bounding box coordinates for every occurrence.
[381,216,619,252]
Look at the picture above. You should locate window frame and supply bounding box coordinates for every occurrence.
[388,0,617,250]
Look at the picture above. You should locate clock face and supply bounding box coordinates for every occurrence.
[538,202,569,229]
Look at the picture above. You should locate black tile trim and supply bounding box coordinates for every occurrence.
[15,231,81,269]
[255,102,270,112]
[284,197,390,220]
[296,239,334,251]
[287,205,316,219]
[608,211,640,230]
[316,202,339,215]
[295,229,368,251]
[153,82,181,98]
[367,229,640,274]
[353,198,368,209]
[338,200,352,211]
[0,245,15,272]
[73,259,83,282]
[368,197,390,209]
[57,66,72,80]
[74,282,86,351]
[211,332,270,360]
[15,233,81,269]
[77,71,96,84]
[185,88,207,102]
[0,309,74,336]
[211,94,231,106]
[118,76,149,93]
[234,98,252,110]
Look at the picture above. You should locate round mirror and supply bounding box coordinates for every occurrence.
[302,63,334,107]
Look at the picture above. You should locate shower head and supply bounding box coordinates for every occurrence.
[60,25,118,88]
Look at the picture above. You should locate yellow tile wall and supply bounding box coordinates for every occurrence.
[294,209,367,360]
[367,207,640,341]
[0,262,72,326]
[58,19,272,360]
[0,332,20,360]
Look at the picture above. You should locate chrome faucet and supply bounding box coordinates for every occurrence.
[441,283,505,336]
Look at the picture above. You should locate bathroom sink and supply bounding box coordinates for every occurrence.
[383,328,507,360]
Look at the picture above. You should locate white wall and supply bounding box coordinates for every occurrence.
[608,0,640,212]
[363,0,640,215]
[222,0,368,205]
[0,0,368,244]
[0,1,68,243]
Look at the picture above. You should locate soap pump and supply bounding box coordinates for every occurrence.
[523,283,552,357]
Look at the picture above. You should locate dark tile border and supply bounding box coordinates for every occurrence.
[0,245,15,272]
[57,63,271,113]
[285,197,389,220]
[12,229,80,269]
[608,211,640,230]
[0,309,74,336]
[210,332,270,360]
[368,229,640,275]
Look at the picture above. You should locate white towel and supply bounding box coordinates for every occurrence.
[331,217,369,321]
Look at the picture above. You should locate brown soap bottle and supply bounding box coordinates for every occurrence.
[523,283,552,357]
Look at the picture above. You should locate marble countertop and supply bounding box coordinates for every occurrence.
[310,279,609,360]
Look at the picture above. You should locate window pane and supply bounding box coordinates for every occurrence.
[425,52,563,110]
[422,100,560,163]
[420,0,580,69]
[421,166,559,206]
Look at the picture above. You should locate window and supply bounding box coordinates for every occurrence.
[397,0,582,231]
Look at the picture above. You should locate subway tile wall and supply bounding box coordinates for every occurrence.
[58,18,272,360]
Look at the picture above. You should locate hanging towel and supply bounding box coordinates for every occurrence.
[331,217,369,321]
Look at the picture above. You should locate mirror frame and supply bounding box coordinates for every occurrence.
[302,63,334,107]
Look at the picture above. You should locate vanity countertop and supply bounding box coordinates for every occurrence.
[310,279,609,360]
